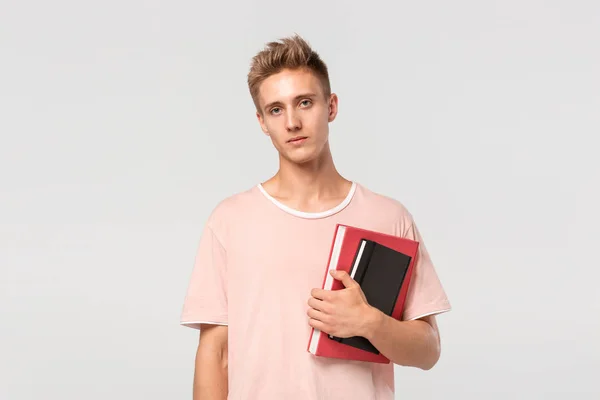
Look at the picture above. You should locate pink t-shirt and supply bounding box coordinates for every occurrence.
[180,182,451,399]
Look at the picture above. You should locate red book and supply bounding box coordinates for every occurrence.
[307,223,419,363]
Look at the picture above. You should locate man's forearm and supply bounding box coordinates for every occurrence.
[361,307,441,370]
[193,346,228,399]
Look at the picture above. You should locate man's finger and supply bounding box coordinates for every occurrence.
[307,296,330,313]
[310,288,330,301]
[330,269,357,288]
[308,317,328,333]
[307,307,328,322]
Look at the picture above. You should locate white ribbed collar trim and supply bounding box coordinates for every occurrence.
[257,182,357,219]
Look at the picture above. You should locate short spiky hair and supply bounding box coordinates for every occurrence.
[247,34,331,113]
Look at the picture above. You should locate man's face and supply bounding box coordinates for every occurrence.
[256,68,338,165]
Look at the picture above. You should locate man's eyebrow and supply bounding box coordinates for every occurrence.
[263,93,318,111]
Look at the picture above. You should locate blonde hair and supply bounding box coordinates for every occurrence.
[247,34,331,113]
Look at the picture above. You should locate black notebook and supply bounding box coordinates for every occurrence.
[328,239,412,354]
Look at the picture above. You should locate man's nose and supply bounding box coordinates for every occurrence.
[286,111,301,131]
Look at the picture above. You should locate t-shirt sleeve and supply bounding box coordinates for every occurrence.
[180,222,228,330]
[401,220,451,321]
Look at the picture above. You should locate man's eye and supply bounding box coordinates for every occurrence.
[270,108,281,114]
[301,100,312,106]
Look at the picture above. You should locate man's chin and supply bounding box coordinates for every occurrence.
[282,151,319,165]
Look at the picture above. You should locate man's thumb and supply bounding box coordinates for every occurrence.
[330,269,355,287]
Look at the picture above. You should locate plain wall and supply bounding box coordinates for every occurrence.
[1,1,599,399]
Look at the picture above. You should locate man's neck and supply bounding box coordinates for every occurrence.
[261,147,353,212]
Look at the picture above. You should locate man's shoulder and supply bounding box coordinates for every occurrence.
[206,185,259,224]
[354,185,413,227]
[357,183,414,223]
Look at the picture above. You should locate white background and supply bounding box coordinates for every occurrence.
[1,1,599,399]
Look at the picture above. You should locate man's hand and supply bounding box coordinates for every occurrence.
[307,269,382,338]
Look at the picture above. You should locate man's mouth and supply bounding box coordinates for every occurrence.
[288,136,308,143]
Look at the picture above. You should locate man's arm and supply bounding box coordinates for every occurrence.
[362,311,441,370]
[308,270,443,371]
[193,324,228,400]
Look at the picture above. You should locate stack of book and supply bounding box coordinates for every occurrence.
[307,224,419,364]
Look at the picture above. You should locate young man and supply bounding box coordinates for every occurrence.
[180,34,451,399]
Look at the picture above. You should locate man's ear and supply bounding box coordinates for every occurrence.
[256,111,269,135]
[328,93,339,122]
